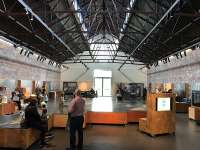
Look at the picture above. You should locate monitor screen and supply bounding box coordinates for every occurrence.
[157,97,171,111]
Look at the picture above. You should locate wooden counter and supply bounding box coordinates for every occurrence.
[53,113,87,128]
[53,113,68,128]
[0,128,40,149]
[127,111,146,123]
[86,112,127,125]
[176,102,190,113]
[0,102,16,115]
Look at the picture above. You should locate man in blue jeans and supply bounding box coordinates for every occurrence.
[67,89,85,150]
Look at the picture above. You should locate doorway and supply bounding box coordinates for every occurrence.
[95,77,111,96]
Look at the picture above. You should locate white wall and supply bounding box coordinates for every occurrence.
[0,40,61,90]
[147,48,200,91]
[61,63,147,95]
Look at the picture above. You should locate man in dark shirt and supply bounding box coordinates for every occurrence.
[25,99,47,146]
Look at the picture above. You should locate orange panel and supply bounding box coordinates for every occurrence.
[127,111,146,122]
[176,102,190,113]
[86,112,127,124]
[53,113,87,128]
[53,114,67,128]
[0,102,16,115]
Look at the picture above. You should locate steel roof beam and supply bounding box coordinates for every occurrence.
[17,0,89,69]
[118,0,180,70]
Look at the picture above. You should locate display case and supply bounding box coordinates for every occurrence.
[63,82,77,99]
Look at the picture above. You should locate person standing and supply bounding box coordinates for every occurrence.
[59,92,65,113]
[67,89,85,150]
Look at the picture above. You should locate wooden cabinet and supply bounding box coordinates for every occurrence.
[0,102,16,115]
[139,93,176,136]
[189,106,200,120]
[0,128,40,149]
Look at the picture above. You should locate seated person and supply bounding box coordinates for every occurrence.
[41,104,54,138]
[116,89,122,100]
[24,99,48,147]
[167,89,172,93]
[12,89,21,110]
[175,95,182,102]
[90,88,95,94]
[18,88,24,100]
[44,93,48,103]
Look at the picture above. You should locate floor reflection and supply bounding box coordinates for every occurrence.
[0,96,146,127]
[91,97,113,112]
[48,96,146,114]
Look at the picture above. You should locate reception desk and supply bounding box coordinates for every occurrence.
[0,102,16,115]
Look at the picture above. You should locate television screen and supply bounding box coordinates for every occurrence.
[157,97,171,111]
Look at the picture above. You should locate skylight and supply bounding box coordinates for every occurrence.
[88,34,119,61]
[120,0,135,39]
[73,0,88,38]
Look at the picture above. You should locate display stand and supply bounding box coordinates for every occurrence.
[164,83,174,92]
[139,93,176,136]
[0,102,16,115]
[189,106,200,120]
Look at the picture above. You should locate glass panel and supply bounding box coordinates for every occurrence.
[91,97,113,112]
[103,78,111,96]
[94,69,112,78]
[95,78,102,97]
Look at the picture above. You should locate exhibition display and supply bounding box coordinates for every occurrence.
[139,93,176,136]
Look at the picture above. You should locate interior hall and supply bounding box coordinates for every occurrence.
[0,0,200,150]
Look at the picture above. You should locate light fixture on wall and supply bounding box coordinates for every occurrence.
[30,14,34,21]
[180,52,183,58]
[175,54,179,59]
[154,61,159,67]
[167,57,170,62]
[25,8,29,15]
[184,51,187,56]
[146,65,150,69]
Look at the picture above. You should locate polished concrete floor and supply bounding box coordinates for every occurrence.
[28,114,200,150]
[0,97,145,128]
[48,96,146,114]
[1,97,200,150]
